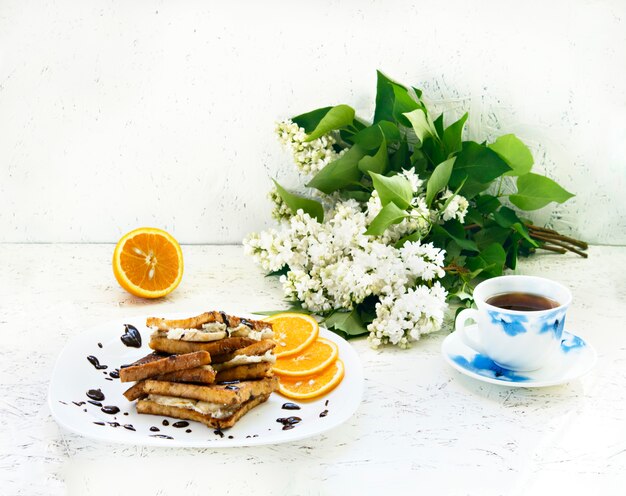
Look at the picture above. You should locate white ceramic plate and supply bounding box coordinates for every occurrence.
[442,324,596,387]
[48,312,364,447]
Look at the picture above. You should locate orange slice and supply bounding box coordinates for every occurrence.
[273,338,339,377]
[277,359,344,400]
[112,227,184,299]
[263,313,319,358]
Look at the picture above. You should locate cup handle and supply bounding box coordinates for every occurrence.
[455,308,484,354]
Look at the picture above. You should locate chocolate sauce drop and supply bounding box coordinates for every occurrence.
[88,400,102,407]
[97,343,103,348]
[86,389,105,401]
[87,355,107,370]
[276,416,302,430]
[72,401,86,407]
[150,426,160,432]
[214,428,224,438]
[325,399,329,407]
[219,311,230,327]
[109,369,120,379]
[93,421,105,426]
[150,434,173,439]
[240,318,254,329]
[228,435,234,439]
[101,405,120,415]
[281,402,301,410]
[185,429,192,433]
[162,420,169,426]
[108,422,120,427]
[172,421,189,428]
[120,324,142,348]
[104,378,113,381]
[319,410,329,418]
[123,424,135,431]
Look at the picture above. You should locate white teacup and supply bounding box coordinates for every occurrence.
[455,275,572,372]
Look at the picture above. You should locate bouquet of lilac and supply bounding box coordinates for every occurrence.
[245,72,585,349]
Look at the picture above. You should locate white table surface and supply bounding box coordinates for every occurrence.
[1,244,625,496]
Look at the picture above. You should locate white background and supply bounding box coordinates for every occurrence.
[1,0,625,244]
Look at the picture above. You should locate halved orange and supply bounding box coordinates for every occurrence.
[277,359,344,400]
[273,338,339,377]
[263,313,319,358]
[112,227,184,299]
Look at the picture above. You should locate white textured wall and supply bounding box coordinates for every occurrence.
[1,0,625,244]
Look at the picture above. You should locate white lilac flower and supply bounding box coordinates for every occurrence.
[276,119,342,175]
[439,189,469,223]
[367,281,448,349]
[268,186,293,221]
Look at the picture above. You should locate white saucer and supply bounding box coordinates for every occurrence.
[441,325,597,387]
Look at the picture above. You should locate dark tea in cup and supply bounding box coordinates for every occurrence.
[486,292,560,312]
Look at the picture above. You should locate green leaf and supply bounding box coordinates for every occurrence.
[365,202,408,235]
[307,145,366,194]
[324,309,368,338]
[475,194,501,215]
[511,222,539,247]
[450,141,512,186]
[352,121,400,150]
[488,134,534,176]
[272,180,324,222]
[358,136,389,175]
[509,173,574,210]
[466,243,506,277]
[370,172,413,209]
[434,221,479,252]
[426,157,456,206]
[374,70,396,123]
[305,104,355,141]
[404,109,435,143]
[292,107,332,134]
[493,206,520,228]
[473,225,510,250]
[393,85,421,125]
[433,114,445,138]
[389,139,409,172]
[442,113,468,157]
[394,230,422,248]
[342,190,371,202]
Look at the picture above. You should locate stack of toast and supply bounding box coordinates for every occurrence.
[120,311,279,429]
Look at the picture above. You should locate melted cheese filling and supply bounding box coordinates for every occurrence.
[152,322,274,342]
[212,350,276,372]
[147,394,238,419]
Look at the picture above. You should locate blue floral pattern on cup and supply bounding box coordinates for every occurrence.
[487,311,528,336]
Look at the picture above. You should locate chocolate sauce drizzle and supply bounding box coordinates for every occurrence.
[87,400,102,407]
[86,389,105,402]
[120,324,142,348]
[86,355,107,370]
[101,405,120,415]
[150,434,173,439]
[276,416,302,430]
[219,311,230,327]
[319,410,329,418]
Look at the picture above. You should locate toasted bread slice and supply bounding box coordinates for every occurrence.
[123,381,147,401]
[149,336,255,355]
[211,339,276,364]
[136,393,272,429]
[147,311,273,333]
[119,351,211,383]
[141,376,279,406]
[215,362,273,383]
[157,365,216,384]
